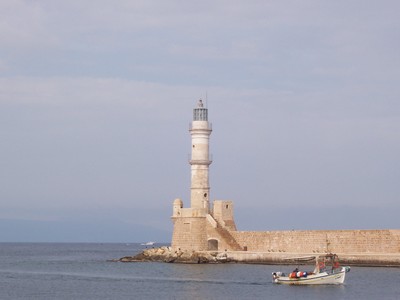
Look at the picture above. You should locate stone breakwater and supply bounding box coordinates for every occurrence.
[118,247,230,264]
[118,247,400,266]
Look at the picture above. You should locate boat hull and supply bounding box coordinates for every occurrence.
[273,267,348,285]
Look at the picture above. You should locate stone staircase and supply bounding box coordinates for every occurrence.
[214,220,243,251]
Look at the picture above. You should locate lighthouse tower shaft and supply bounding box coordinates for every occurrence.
[190,100,212,212]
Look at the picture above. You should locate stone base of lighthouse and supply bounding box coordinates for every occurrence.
[172,197,400,259]
[171,216,208,251]
[171,199,240,252]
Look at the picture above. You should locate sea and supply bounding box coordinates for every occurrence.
[0,243,399,300]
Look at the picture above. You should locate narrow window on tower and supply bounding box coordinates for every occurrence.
[204,193,207,198]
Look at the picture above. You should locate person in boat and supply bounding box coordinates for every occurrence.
[313,259,326,273]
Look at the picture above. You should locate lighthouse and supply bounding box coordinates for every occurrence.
[171,100,212,251]
[171,100,237,252]
[190,99,212,212]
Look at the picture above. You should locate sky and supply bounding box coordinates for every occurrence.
[1,0,399,242]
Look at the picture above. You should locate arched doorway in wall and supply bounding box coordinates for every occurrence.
[208,239,218,251]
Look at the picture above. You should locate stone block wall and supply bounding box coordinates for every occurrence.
[206,221,231,251]
[230,229,400,254]
[212,200,237,230]
[171,216,208,251]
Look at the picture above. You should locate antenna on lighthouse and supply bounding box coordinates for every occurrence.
[206,92,208,108]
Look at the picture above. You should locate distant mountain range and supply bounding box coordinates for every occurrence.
[0,218,171,243]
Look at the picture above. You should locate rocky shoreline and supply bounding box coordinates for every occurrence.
[118,247,231,264]
[117,247,400,267]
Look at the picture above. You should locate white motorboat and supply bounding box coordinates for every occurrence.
[272,253,350,285]
[141,242,155,246]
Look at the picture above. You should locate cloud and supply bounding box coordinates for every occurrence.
[0,1,399,240]
[0,0,56,49]
[2,0,399,91]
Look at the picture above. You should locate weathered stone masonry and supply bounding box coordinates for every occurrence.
[230,229,400,254]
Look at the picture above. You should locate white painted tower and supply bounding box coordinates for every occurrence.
[190,99,212,212]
